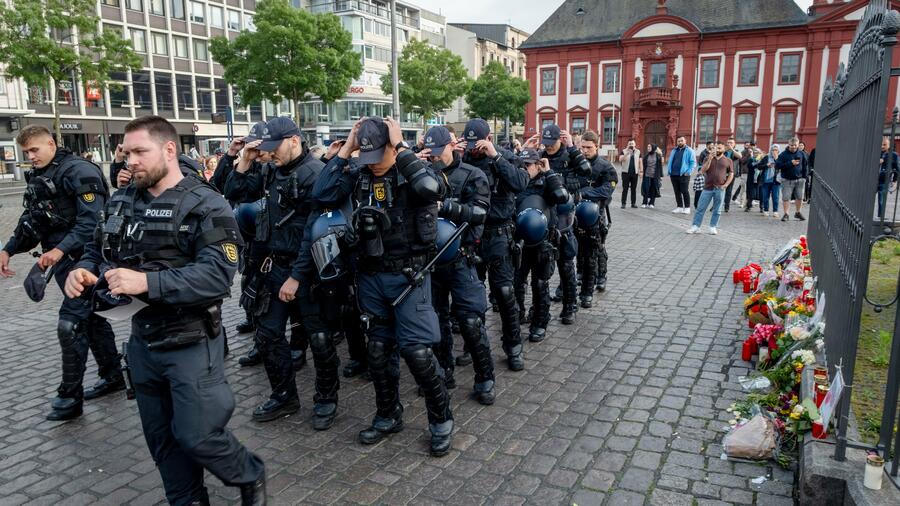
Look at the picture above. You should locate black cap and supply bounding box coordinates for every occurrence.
[463,118,490,149]
[423,126,453,156]
[258,117,301,152]
[244,121,268,143]
[519,148,541,164]
[357,117,390,165]
[541,124,561,146]
[23,262,51,302]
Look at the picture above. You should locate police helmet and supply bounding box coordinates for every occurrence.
[557,193,575,215]
[515,208,548,245]
[435,218,462,266]
[310,210,349,280]
[575,201,601,229]
[234,199,263,239]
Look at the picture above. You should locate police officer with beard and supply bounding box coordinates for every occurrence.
[461,118,528,371]
[64,116,265,505]
[313,117,453,456]
[575,130,617,305]
[0,124,123,421]
[514,149,570,342]
[224,117,325,424]
[420,125,495,404]
[529,124,590,325]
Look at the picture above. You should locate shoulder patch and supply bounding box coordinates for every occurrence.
[222,243,239,263]
[82,193,95,203]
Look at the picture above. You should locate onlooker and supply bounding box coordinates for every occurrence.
[203,156,217,181]
[694,141,714,208]
[878,137,899,219]
[775,137,809,221]
[741,141,757,212]
[723,138,742,212]
[756,145,781,217]
[81,151,93,162]
[666,135,695,214]
[189,144,201,160]
[688,140,733,235]
[641,143,663,208]
[618,139,642,209]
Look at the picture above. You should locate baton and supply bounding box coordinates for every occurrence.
[391,222,470,308]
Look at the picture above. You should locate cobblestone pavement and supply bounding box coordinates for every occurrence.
[0,191,808,505]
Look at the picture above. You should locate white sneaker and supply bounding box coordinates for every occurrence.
[672,207,682,213]
[641,204,647,208]
[649,204,655,209]
[763,211,769,217]
[687,225,699,234]
[709,227,718,235]
[682,208,691,214]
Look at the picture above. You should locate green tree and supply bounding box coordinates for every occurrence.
[466,61,531,135]
[0,0,142,144]
[210,0,361,126]
[381,38,470,127]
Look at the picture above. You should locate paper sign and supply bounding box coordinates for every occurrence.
[819,369,843,429]
[94,297,148,321]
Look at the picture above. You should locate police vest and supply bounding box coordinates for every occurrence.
[24,154,107,230]
[465,153,516,223]
[443,161,484,245]
[355,168,437,263]
[257,153,322,255]
[102,177,239,269]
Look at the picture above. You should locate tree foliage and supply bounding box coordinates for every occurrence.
[210,0,362,125]
[0,0,142,143]
[381,38,470,125]
[466,61,530,130]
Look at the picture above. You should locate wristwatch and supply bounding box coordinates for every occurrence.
[395,141,409,151]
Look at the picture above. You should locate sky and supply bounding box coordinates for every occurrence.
[412,0,816,34]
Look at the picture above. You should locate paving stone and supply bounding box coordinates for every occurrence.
[618,467,655,493]
[650,488,696,506]
[581,469,616,492]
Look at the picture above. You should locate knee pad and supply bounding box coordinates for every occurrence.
[309,332,331,350]
[497,285,515,301]
[399,344,435,375]
[367,339,392,369]
[57,320,79,346]
[458,315,483,337]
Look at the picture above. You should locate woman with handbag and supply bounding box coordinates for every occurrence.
[641,143,664,208]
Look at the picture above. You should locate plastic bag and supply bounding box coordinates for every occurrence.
[723,414,777,460]
[738,375,772,393]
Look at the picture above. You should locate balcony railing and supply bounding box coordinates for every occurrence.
[310,1,419,29]
[633,86,681,106]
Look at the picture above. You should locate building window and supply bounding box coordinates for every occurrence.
[102,0,120,6]
[602,113,617,144]
[108,71,130,108]
[700,57,720,88]
[196,76,213,113]
[130,29,146,53]
[739,55,760,86]
[571,116,586,134]
[735,112,755,143]
[540,114,555,130]
[649,62,666,88]
[780,53,802,85]
[775,111,796,142]
[170,0,185,20]
[155,72,174,112]
[152,32,168,56]
[210,6,224,28]
[214,78,228,112]
[571,66,587,94]
[602,64,620,93]
[175,74,193,115]
[193,39,208,61]
[173,36,188,58]
[150,0,165,15]
[132,71,152,109]
[126,0,142,11]
[227,10,241,30]
[189,1,204,23]
[541,68,556,95]
[697,112,716,143]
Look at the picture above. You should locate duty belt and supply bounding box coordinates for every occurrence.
[483,222,514,235]
[359,254,429,273]
[260,252,296,272]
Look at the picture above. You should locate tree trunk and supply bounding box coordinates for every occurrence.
[50,82,62,146]
[493,117,498,139]
[292,93,302,129]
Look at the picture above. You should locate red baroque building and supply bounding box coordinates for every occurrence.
[520,0,899,153]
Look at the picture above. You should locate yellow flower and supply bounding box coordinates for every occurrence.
[790,412,801,420]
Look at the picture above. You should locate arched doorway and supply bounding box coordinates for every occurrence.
[644,120,667,154]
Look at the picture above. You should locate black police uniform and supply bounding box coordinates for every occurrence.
[313,127,454,456]
[430,150,496,403]
[462,125,528,369]
[576,155,617,303]
[77,173,265,505]
[542,136,591,323]
[3,148,122,420]
[514,169,569,342]
[224,147,324,422]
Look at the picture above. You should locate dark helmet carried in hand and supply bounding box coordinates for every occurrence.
[435,218,462,266]
[233,199,263,239]
[310,209,350,280]
[515,208,548,246]
[575,201,601,229]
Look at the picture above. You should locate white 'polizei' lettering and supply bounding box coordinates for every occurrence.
[145,209,173,218]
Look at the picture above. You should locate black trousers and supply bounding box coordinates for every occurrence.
[515,242,556,332]
[694,190,703,209]
[724,179,736,211]
[620,172,638,206]
[670,175,691,208]
[129,332,265,504]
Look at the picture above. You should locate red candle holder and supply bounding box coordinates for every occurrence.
[742,340,753,361]
[812,420,827,439]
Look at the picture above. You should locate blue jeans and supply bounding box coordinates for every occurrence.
[692,188,725,228]
[759,182,781,213]
[878,183,888,218]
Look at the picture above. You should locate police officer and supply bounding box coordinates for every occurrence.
[313,117,453,456]
[224,117,325,424]
[420,126,495,404]
[514,149,570,342]
[575,130,617,305]
[0,124,123,421]
[530,124,591,325]
[462,118,528,371]
[63,115,265,505]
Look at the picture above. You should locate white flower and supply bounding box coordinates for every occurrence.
[789,326,810,340]
[792,405,805,415]
[815,339,825,352]
[817,322,826,333]
[791,349,816,365]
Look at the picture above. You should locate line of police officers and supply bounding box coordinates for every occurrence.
[0,113,616,505]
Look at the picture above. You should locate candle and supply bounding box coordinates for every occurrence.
[812,420,827,439]
[864,454,884,490]
[813,366,828,385]
[815,385,829,407]
[742,340,753,361]
[749,338,759,355]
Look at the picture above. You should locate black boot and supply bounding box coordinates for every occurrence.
[342,359,367,378]
[579,294,593,309]
[455,352,472,366]
[505,344,524,371]
[252,395,300,422]
[363,339,403,443]
[358,406,404,444]
[596,277,607,292]
[236,319,255,334]
[239,345,261,367]
[308,332,340,429]
[531,278,551,342]
[495,285,523,363]
[529,327,546,343]
[83,375,126,400]
[401,345,453,454]
[560,304,577,325]
[459,316,496,406]
[312,403,337,431]
[430,420,453,457]
[239,475,266,506]
[46,397,83,421]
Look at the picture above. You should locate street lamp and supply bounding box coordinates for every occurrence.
[198,87,233,142]
[390,0,400,121]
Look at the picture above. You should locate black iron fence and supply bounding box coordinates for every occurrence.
[809,0,900,487]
